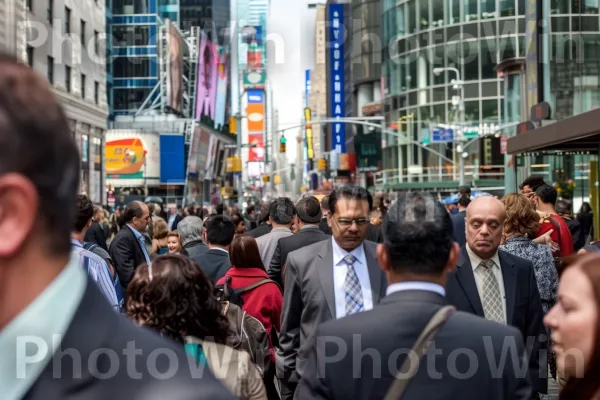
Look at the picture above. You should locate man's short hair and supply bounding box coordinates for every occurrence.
[296,197,322,223]
[458,195,471,208]
[177,216,203,246]
[205,215,235,246]
[74,195,94,233]
[320,196,330,212]
[0,56,80,255]
[328,185,372,215]
[122,201,146,224]
[520,176,546,191]
[458,185,471,196]
[258,202,271,224]
[535,184,558,206]
[269,198,296,224]
[383,193,454,276]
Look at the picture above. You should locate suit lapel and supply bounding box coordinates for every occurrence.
[364,242,384,304]
[317,239,336,319]
[455,247,485,317]
[498,250,517,325]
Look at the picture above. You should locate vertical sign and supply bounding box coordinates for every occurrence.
[305,70,311,108]
[328,4,346,153]
[525,0,539,109]
[305,108,314,160]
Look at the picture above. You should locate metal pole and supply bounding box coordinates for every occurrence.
[236,113,243,209]
[458,73,466,186]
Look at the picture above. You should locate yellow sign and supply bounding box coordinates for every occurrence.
[304,107,314,159]
[229,116,238,134]
[318,158,327,171]
[274,175,281,185]
[262,175,270,183]
[221,186,234,199]
[226,156,242,173]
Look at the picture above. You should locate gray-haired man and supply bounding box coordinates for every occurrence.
[178,216,209,260]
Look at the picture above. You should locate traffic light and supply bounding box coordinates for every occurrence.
[279,135,287,153]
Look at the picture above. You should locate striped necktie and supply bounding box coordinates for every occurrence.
[343,254,364,315]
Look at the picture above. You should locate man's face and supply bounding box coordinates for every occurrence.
[168,205,177,216]
[133,204,151,233]
[329,197,370,251]
[466,199,504,259]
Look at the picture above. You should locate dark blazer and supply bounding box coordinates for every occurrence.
[278,239,387,397]
[268,225,330,287]
[24,280,235,400]
[84,221,108,251]
[445,247,548,394]
[318,218,331,235]
[451,210,467,247]
[168,214,183,231]
[109,226,147,293]
[184,240,209,260]
[366,223,382,243]
[296,290,532,400]
[195,248,232,283]
[248,223,272,238]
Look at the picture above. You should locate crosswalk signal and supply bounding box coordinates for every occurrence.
[279,135,287,153]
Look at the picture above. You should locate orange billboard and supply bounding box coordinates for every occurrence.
[106,138,147,178]
[246,89,265,133]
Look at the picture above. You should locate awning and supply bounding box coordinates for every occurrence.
[507,108,600,154]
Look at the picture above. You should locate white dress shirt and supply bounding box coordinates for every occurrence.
[332,238,374,319]
[466,245,507,324]
[0,256,87,400]
[386,281,446,297]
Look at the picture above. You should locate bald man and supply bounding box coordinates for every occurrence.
[445,196,548,397]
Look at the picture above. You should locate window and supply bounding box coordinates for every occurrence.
[407,1,416,34]
[462,41,479,81]
[112,25,150,46]
[432,0,444,28]
[27,0,32,11]
[47,0,53,23]
[481,0,496,18]
[94,30,100,54]
[81,74,86,99]
[113,57,152,78]
[447,0,460,24]
[81,20,86,45]
[27,46,34,67]
[420,0,429,31]
[464,0,478,22]
[47,56,54,84]
[500,0,516,16]
[65,66,71,92]
[481,38,498,79]
[94,81,100,104]
[64,7,71,34]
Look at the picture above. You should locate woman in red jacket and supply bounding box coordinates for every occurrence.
[217,235,282,349]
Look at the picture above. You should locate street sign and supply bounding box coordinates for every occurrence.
[463,129,478,139]
[422,137,431,145]
[431,127,454,142]
[500,135,508,154]
[223,144,256,149]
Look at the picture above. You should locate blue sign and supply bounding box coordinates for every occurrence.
[160,135,185,185]
[328,4,346,153]
[305,69,311,108]
[247,89,264,104]
[431,128,454,143]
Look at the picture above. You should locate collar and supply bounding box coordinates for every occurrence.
[226,267,269,279]
[386,281,446,297]
[0,256,87,400]
[210,247,229,254]
[184,239,205,249]
[127,224,143,239]
[71,238,83,248]
[300,224,320,231]
[466,245,501,270]
[331,238,365,267]
[271,227,292,233]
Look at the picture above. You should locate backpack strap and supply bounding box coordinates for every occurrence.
[238,278,281,294]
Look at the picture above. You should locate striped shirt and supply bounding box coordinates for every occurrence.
[71,239,120,311]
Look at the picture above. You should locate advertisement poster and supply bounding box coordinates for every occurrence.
[196,126,211,175]
[248,134,265,162]
[214,49,229,130]
[328,4,346,153]
[166,19,184,114]
[81,134,89,163]
[105,131,160,184]
[246,89,265,133]
[195,32,219,121]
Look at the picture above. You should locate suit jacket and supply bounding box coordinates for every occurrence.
[248,223,272,239]
[84,221,108,251]
[169,214,183,231]
[24,280,235,400]
[268,226,330,287]
[366,223,383,243]
[184,240,209,260]
[318,218,331,235]
[277,239,387,393]
[195,248,232,283]
[445,247,548,394]
[296,290,532,400]
[109,226,147,293]
[451,210,467,247]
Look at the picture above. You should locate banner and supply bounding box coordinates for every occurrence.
[105,131,160,184]
[243,69,266,89]
[328,4,346,153]
[246,89,265,133]
[305,70,311,108]
[196,32,219,121]
[214,49,229,130]
[166,19,183,114]
[248,134,265,162]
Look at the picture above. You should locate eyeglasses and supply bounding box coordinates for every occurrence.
[335,218,369,227]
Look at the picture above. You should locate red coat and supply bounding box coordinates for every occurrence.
[536,213,574,257]
[217,267,283,340]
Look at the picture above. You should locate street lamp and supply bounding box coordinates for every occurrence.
[433,67,466,186]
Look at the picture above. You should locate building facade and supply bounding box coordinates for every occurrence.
[180,0,231,44]
[308,3,327,159]
[10,0,109,204]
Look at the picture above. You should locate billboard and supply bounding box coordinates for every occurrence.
[196,32,219,121]
[248,134,265,162]
[241,26,263,44]
[187,125,212,177]
[160,135,185,185]
[166,19,183,114]
[214,49,229,130]
[246,89,265,133]
[328,4,346,153]
[243,69,266,89]
[105,130,160,186]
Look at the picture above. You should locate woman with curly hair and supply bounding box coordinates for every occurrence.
[127,255,267,399]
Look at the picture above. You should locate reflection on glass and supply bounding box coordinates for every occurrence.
[447,0,460,24]
[420,0,429,31]
[500,0,516,16]
[432,0,444,28]
[481,38,497,79]
[482,99,499,121]
[397,5,406,36]
[499,36,516,61]
[551,0,569,14]
[481,0,496,19]
[464,100,480,123]
[408,1,417,34]
[462,41,479,81]
[584,0,599,13]
[464,0,478,22]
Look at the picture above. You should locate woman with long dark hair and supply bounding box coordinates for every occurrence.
[127,255,266,399]
[545,254,600,397]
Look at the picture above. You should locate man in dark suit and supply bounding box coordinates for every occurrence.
[196,214,234,282]
[451,194,471,247]
[319,195,332,235]
[178,216,209,259]
[0,57,232,400]
[269,196,330,287]
[296,193,531,400]
[278,185,388,399]
[445,196,548,397]
[109,201,152,294]
[167,203,183,231]
[248,201,273,238]
[84,206,108,251]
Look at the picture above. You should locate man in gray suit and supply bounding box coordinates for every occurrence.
[256,197,296,268]
[277,185,387,399]
[296,193,531,400]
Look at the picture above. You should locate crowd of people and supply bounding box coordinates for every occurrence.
[2,56,600,400]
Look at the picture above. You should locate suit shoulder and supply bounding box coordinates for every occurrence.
[449,311,522,338]
[499,249,534,269]
[287,238,329,261]
[363,240,378,251]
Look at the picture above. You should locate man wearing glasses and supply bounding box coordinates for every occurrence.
[277,185,388,399]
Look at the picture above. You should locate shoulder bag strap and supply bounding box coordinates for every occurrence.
[239,278,282,294]
[548,215,562,245]
[383,305,456,400]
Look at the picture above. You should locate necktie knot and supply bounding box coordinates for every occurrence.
[343,254,357,266]
[479,260,494,270]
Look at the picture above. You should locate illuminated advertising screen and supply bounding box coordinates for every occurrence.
[246,89,265,133]
[105,131,160,184]
[214,49,229,130]
[248,134,265,162]
[166,19,183,114]
[195,32,219,121]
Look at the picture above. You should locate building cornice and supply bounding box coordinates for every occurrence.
[53,88,109,129]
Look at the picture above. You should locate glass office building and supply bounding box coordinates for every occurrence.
[381,0,600,180]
